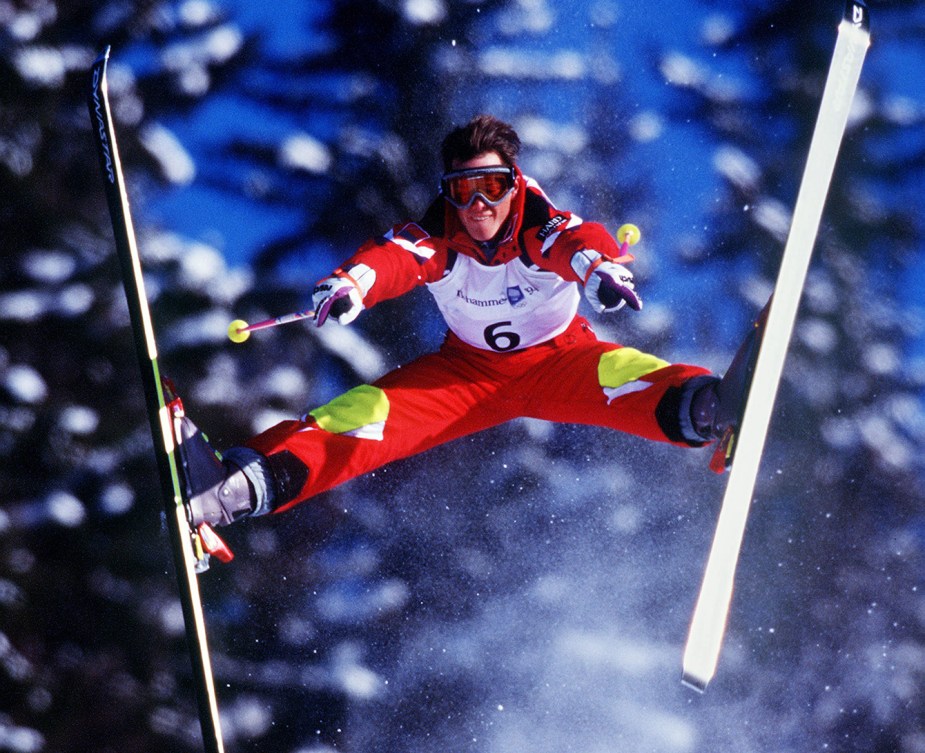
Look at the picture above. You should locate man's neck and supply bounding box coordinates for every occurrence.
[476,219,511,262]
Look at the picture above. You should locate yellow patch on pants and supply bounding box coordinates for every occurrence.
[597,348,669,404]
[309,384,390,440]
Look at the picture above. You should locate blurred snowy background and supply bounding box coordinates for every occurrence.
[2,0,924,751]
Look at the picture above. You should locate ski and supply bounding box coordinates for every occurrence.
[88,47,228,751]
[682,0,871,692]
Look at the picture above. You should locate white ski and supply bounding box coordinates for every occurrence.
[89,48,227,751]
[682,0,871,692]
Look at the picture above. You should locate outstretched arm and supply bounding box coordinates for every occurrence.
[312,220,446,326]
[535,220,642,313]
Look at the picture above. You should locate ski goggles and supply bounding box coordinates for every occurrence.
[440,166,516,209]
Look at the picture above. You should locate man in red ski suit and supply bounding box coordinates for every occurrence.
[183,115,748,527]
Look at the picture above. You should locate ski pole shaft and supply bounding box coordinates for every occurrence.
[238,309,316,334]
[227,309,316,343]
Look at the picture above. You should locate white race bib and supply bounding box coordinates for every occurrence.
[427,255,579,351]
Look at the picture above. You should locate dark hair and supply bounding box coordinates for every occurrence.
[440,114,521,172]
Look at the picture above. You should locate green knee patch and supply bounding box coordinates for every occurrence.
[598,348,669,388]
[309,384,390,434]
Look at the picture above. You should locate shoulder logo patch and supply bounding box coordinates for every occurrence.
[536,214,568,242]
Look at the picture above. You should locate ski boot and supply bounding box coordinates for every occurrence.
[686,303,769,471]
[175,416,276,527]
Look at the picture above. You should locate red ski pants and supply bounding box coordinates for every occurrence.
[248,317,712,512]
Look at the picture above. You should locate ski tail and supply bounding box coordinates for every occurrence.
[88,47,227,753]
[682,0,871,692]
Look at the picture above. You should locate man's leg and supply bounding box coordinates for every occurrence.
[520,315,764,447]
[186,343,516,523]
[514,330,714,445]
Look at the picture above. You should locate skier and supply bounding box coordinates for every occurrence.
[182,114,756,527]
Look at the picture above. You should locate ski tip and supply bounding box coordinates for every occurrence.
[844,0,869,32]
[93,45,112,66]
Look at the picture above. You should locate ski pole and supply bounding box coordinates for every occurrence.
[227,309,316,343]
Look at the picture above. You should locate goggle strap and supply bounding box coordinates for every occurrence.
[441,166,515,182]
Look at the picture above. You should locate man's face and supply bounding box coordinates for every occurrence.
[450,152,518,242]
